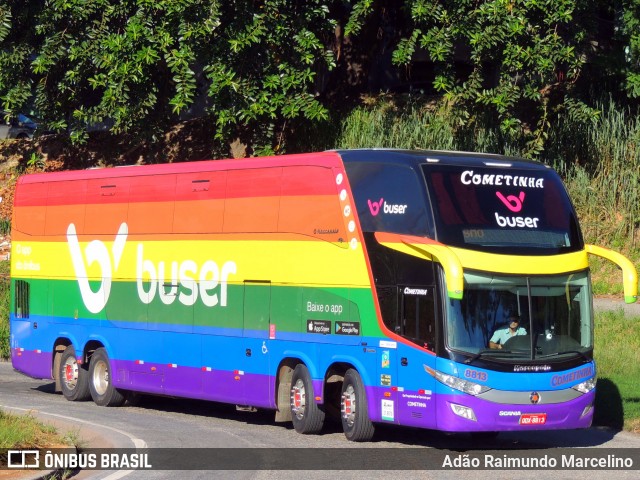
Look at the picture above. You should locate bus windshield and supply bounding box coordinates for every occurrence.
[423,165,583,255]
[445,271,593,361]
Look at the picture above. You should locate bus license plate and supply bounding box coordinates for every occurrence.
[519,413,547,425]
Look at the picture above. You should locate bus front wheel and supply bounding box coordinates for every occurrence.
[341,369,375,442]
[88,348,125,407]
[290,364,325,434]
[59,345,90,401]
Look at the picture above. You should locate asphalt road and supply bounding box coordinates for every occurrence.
[1,360,640,480]
[593,296,640,317]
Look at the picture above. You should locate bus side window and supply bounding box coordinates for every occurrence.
[15,280,30,319]
[377,286,398,333]
[400,288,436,350]
[345,162,433,237]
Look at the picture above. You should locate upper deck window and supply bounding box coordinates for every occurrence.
[345,162,432,236]
[424,165,583,254]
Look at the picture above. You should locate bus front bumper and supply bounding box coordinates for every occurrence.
[435,390,595,432]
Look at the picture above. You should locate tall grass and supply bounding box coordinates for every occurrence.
[0,409,65,449]
[546,100,640,293]
[551,102,640,251]
[0,410,56,448]
[339,102,456,151]
[0,217,10,236]
[0,260,9,359]
[337,99,525,155]
[593,310,640,432]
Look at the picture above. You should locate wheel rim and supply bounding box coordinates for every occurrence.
[341,384,356,427]
[63,357,78,390]
[92,359,109,396]
[291,378,306,420]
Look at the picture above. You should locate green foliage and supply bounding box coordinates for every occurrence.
[593,309,640,431]
[621,0,640,98]
[29,0,224,140]
[0,408,64,449]
[0,1,37,114]
[381,0,602,158]
[0,0,340,154]
[205,0,337,154]
[0,263,9,360]
[0,218,10,236]
[0,1,639,157]
[336,95,523,155]
[546,98,640,252]
[27,152,45,170]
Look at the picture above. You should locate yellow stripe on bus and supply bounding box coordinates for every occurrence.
[11,239,372,286]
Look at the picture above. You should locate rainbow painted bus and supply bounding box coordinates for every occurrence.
[10,149,638,441]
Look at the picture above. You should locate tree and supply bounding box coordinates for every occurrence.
[0,1,42,117]
[0,0,635,157]
[365,0,603,156]
[621,0,640,98]
[0,0,339,154]
[204,1,338,154]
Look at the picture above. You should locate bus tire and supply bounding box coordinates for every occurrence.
[59,345,91,401]
[290,364,325,434]
[88,348,125,407]
[341,368,375,442]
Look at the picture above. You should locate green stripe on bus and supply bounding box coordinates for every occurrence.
[11,278,381,334]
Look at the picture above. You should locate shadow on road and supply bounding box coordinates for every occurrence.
[594,378,624,430]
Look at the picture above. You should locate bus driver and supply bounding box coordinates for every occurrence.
[489,314,527,349]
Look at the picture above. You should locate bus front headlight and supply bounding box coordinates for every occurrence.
[425,366,491,396]
[572,376,596,394]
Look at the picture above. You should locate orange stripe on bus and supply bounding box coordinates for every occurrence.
[12,194,346,240]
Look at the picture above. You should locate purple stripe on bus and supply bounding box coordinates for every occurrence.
[11,349,53,380]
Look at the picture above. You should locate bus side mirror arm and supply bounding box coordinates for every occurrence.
[585,244,638,304]
[401,241,464,300]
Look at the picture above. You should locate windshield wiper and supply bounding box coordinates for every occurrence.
[536,350,591,362]
[464,350,513,364]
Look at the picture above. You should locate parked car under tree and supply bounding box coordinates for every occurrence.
[0,112,38,139]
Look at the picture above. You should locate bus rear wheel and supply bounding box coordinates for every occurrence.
[59,345,90,401]
[290,364,325,434]
[88,348,125,407]
[341,369,375,442]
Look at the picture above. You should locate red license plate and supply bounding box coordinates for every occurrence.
[519,413,547,425]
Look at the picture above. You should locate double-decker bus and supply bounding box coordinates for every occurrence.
[10,149,637,441]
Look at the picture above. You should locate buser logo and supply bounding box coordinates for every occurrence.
[67,223,127,314]
[68,222,237,313]
[496,191,525,213]
[494,190,539,228]
[367,198,408,216]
